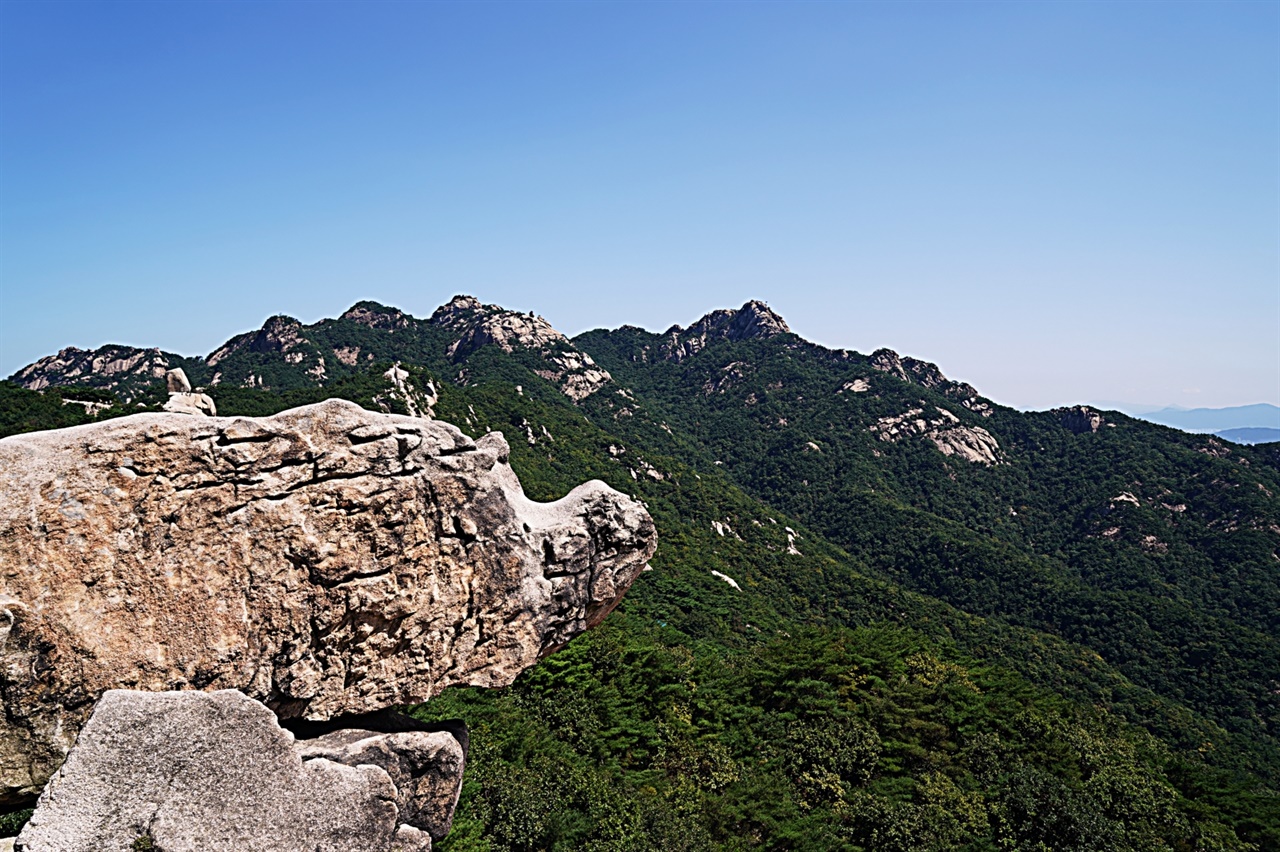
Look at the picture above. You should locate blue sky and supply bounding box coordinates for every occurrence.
[1,0,1275,410]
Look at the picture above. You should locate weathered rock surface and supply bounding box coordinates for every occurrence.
[381,364,437,419]
[432,296,613,401]
[15,689,453,852]
[10,346,173,395]
[298,725,464,840]
[342,301,413,331]
[207,314,309,366]
[165,368,192,394]
[661,300,790,361]
[0,399,656,803]
[871,405,1002,465]
[870,348,981,399]
[162,391,217,417]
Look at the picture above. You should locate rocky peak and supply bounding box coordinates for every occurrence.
[429,296,612,402]
[8,345,171,394]
[660,300,790,361]
[207,314,309,367]
[341,301,412,331]
[869,348,980,401]
[252,315,306,353]
[430,295,564,355]
[727,300,791,338]
[1054,405,1106,434]
[429,294,488,330]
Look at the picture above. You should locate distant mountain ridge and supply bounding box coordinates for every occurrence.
[7,297,798,404]
[4,294,1280,847]
[1216,426,1280,445]
[1136,403,1280,433]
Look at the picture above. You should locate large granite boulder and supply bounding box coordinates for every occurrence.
[0,399,656,804]
[14,689,450,852]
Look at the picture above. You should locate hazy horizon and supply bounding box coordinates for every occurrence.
[2,1,1276,411]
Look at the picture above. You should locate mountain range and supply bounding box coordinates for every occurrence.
[1134,405,1280,443]
[3,296,1278,850]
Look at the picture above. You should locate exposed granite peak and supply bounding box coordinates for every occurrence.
[9,345,171,393]
[869,348,981,401]
[660,300,791,361]
[429,294,489,329]
[428,296,612,401]
[207,314,308,367]
[341,301,412,331]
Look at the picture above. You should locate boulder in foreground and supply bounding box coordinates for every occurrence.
[15,689,455,852]
[0,400,656,803]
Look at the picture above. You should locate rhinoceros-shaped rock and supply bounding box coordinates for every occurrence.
[0,399,656,804]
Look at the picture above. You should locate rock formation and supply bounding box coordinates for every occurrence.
[0,399,656,805]
[380,364,437,419]
[1054,405,1106,434]
[161,368,217,417]
[207,315,309,365]
[14,689,456,852]
[432,296,613,401]
[341,301,413,331]
[660,300,790,361]
[869,348,980,400]
[871,405,1002,465]
[9,346,173,396]
[166,367,193,394]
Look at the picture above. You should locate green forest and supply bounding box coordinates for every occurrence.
[2,301,1277,849]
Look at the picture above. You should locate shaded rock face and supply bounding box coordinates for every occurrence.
[209,315,308,365]
[298,724,464,841]
[14,689,452,852]
[661,300,790,361]
[1055,405,1106,434]
[0,399,656,804]
[165,368,192,394]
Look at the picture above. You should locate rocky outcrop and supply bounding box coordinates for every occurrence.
[166,368,193,394]
[297,723,464,841]
[159,368,217,416]
[380,363,437,419]
[869,348,980,399]
[432,296,612,401]
[0,399,656,804]
[1055,405,1105,434]
[871,405,1001,465]
[14,689,455,852]
[341,301,413,331]
[208,315,309,366]
[9,346,173,397]
[161,392,217,416]
[661,300,790,361]
[433,297,565,357]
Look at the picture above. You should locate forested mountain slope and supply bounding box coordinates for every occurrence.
[4,297,1277,849]
[576,308,1280,777]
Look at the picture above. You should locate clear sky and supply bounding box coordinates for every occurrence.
[1,0,1276,410]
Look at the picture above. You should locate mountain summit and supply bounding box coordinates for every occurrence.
[660,299,790,361]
